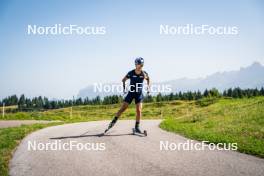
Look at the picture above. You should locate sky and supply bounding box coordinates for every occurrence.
[0,0,263,99]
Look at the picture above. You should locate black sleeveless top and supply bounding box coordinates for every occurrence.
[126,69,148,93]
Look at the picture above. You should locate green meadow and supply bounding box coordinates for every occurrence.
[1,96,264,175]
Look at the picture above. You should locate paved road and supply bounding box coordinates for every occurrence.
[10,120,264,176]
[0,120,60,128]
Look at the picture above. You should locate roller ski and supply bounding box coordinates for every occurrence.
[132,127,147,136]
[102,116,118,135]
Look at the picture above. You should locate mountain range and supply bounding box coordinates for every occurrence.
[77,62,264,98]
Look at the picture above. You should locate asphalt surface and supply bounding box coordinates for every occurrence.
[9,120,264,176]
[0,120,60,128]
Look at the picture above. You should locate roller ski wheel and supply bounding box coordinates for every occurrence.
[132,128,147,136]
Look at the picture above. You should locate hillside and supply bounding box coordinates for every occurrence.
[78,62,264,98]
[160,97,264,157]
[1,96,264,157]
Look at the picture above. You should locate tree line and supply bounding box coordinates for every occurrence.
[0,87,264,112]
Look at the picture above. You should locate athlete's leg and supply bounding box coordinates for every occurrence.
[136,102,142,122]
[134,92,144,132]
[105,102,129,132]
[135,102,142,132]
[116,102,129,117]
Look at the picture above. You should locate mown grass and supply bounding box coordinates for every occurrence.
[0,122,63,176]
[1,97,264,175]
[0,101,183,121]
[160,97,264,158]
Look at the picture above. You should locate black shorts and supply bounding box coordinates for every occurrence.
[124,92,143,104]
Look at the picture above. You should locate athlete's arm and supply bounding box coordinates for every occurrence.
[144,72,150,94]
[146,77,150,94]
[122,76,128,93]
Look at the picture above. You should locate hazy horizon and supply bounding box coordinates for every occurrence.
[1,61,263,100]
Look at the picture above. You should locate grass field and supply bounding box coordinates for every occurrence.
[0,102,166,121]
[160,97,264,158]
[0,96,264,175]
[0,105,17,112]
[0,122,63,176]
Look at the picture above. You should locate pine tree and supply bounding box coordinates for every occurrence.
[203,89,209,97]
[195,90,202,100]
[227,88,233,97]
[260,87,264,96]
[18,94,26,110]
